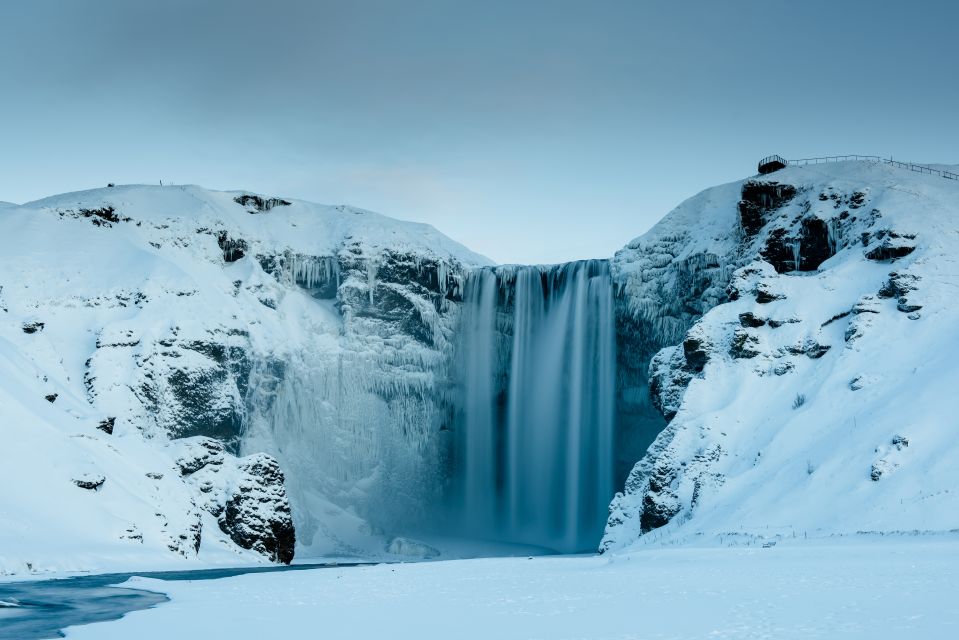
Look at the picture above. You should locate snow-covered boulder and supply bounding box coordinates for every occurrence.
[603,161,959,552]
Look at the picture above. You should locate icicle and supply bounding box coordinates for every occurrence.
[826,218,840,255]
[436,260,448,296]
[366,256,378,305]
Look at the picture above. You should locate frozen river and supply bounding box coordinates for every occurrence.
[0,563,366,639]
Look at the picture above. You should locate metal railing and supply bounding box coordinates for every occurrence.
[786,155,959,181]
[759,154,787,167]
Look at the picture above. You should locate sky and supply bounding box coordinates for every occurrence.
[1,1,957,264]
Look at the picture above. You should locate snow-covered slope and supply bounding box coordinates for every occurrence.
[603,161,959,551]
[0,185,487,574]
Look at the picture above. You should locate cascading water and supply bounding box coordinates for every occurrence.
[452,260,616,553]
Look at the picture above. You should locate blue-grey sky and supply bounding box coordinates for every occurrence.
[1,1,956,264]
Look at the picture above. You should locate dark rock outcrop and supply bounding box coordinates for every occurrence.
[97,417,115,435]
[755,283,786,304]
[738,312,766,328]
[218,454,295,564]
[878,271,920,299]
[729,329,760,359]
[683,334,710,373]
[864,231,916,261]
[234,194,292,213]
[648,346,693,422]
[73,473,106,490]
[175,437,226,476]
[785,339,831,359]
[217,232,248,262]
[174,438,295,564]
[738,181,797,237]
[762,217,836,273]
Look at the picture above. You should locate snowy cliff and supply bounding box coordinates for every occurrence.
[3,160,956,572]
[0,185,487,574]
[602,161,959,551]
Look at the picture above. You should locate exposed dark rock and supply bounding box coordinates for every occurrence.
[648,346,693,422]
[786,339,830,359]
[821,310,852,327]
[897,298,922,313]
[773,361,794,376]
[878,271,920,299]
[217,232,248,262]
[738,181,797,236]
[218,454,295,564]
[639,464,680,533]
[755,283,786,304]
[73,474,105,490]
[175,437,226,475]
[234,194,291,213]
[22,322,44,334]
[865,232,916,261]
[81,207,120,223]
[892,435,909,450]
[739,312,766,328]
[762,217,836,274]
[57,206,132,227]
[853,297,882,314]
[767,318,799,328]
[97,417,115,435]
[129,334,251,450]
[44,393,58,403]
[729,329,760,359]
[683,335,710,373]
[145,471,164,480]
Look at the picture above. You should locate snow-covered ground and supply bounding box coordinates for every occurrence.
[65,537,959,639]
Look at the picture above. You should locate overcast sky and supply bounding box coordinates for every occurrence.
[1,1,957,263]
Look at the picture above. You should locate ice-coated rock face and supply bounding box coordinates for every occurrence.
[3,161,957,571]
[602,161,959,552]
[0,184,488,572]
[610,180,743,479]
[169,437,295,563]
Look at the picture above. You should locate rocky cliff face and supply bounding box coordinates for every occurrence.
[2,162,955,572]
[602,161,959,552]
[0,185,486,572]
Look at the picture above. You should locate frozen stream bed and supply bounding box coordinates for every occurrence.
[0,563,367,640]
[44,537,959,639]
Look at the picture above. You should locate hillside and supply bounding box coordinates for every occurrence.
[603,160,959,550]
[2,160,957,575]
[0,185,487,574]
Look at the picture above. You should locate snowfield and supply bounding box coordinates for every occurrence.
[65,537,959,640]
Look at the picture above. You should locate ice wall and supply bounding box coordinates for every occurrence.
[451,260,616,552]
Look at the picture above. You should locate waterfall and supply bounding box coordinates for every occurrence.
[453,260,616,552]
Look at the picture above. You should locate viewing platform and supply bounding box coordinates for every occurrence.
[758,155,788,175]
